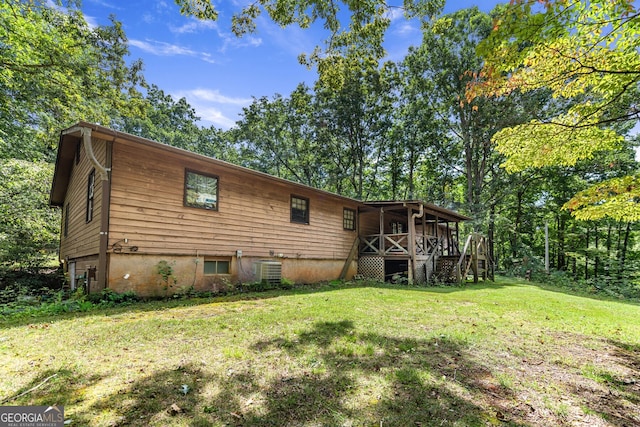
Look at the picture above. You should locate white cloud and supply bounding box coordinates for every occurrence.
[385,7,405,22]
[86,0,122,9]
[186,89,253,106]
[170,19,218,34]
[173,88,254,129]
[129,39,218,64]
[197,107,238,129]
[217,30,263,53]
[394,21,420,36]
[84,14,99,29]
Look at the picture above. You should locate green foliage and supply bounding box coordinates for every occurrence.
[174,0,444,87]
[155,260,177,293]
[0,286,140,318]
[0,0,145,161]
[564,173,640,222]
[470,0,640,221]
[113,85,236,162]
[0,160,59,267]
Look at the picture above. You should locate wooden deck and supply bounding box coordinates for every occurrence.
[360,233,459,257]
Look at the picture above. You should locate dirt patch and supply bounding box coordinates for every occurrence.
[467,332,640,426]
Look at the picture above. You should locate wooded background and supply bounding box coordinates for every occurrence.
[1,0,638,298]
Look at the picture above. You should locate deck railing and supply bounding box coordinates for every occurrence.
[360,233,449,257]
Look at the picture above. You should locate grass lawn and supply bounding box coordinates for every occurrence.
[1,277,639,426]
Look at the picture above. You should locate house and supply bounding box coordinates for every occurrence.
[50,122,485,296]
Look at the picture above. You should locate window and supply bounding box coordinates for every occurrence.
[86,169,95,223]
[185,170,218,210]
[343,208,356,231]
[204,259,230,275]
[291,195,309,224]
[64,204,70,237]
[75,142,81,165]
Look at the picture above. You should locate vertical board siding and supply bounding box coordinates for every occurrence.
[59,139,106,259]
[108,140,359,259]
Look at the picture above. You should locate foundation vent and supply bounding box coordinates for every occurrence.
[253,261,282,285]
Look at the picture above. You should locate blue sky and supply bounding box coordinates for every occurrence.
[81,1,504,129]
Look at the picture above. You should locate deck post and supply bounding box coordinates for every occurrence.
[407,206,416,284]
[379,208,384,255]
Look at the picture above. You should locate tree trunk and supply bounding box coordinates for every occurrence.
[585,225,590,280]
[619,222,631,279]
[594,224,599,278]
[489,204,496,271]
[556,213,566,270]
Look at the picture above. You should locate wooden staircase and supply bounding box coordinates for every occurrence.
[434,233,493,283]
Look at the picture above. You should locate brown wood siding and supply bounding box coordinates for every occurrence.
[108,140,360,260]
[59,138,107,260]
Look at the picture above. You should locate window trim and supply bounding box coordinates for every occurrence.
[343,208,356,231]
[75,142,81,165]
[86,169,95,223]
[184,169,219,211]
[290,195,310,224]
[203,259,231,275]
[64,203,70,237]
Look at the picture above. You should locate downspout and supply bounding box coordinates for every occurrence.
[411,203,424,222]
[81,127,109,180]
[81,127,111,292]
[409,203,425,283]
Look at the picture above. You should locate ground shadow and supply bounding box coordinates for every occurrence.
[216,319,529,426]
[570,339,640,426]
[1,368,102,425]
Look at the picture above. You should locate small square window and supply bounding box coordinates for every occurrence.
[291,196,309,224]
[343,208,356,231]
[185,170,218,210]
[204,260,230,275]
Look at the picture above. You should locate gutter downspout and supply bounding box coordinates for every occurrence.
[81,127,111,292]
[408,203,425,284]
[82,127,109,180]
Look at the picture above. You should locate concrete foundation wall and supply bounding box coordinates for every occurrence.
[107,253,356,297]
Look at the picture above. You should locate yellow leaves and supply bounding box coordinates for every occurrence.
[493,113,623,173]
[563,174,640,222]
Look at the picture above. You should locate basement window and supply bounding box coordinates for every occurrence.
[185,170,218,210]
[204,259,230,275]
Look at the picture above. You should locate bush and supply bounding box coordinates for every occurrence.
[87,289,140,306]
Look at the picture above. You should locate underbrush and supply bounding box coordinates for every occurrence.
[0,288,140,318]
[0,277,314,319]
[507,265,640,301]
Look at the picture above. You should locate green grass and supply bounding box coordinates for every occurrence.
[1,278,639,426]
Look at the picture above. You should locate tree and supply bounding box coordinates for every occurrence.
[469,0,640,221]
[314,57,394,199]
[0,0,145,161]
[0,160,59,268]
[174,0,443,87]
[234,85,325,187]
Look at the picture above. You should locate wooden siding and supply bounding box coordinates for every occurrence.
[59,139,107,260]
[108,139,360,260]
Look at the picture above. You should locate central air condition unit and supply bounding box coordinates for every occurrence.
[253,261,282,285]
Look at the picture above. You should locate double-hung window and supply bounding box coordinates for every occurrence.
[291,196,309,224]
[86,169,95,223]
[184,170,219,210]
[343,208,356,231]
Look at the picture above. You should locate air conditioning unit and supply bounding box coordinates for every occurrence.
[253,261,282,285]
